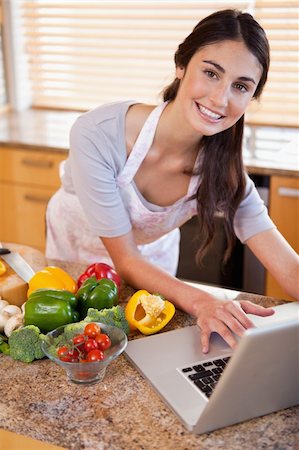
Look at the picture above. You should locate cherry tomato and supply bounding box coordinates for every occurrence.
[59,355,73,362]
[73,333,86,352]
[57,345,69,358]
[95,333,111,351]
[84,338,98,353]
[59,348,80,362]
[84,323,101,339]
[86,349,105,362]
[68,349,80,362]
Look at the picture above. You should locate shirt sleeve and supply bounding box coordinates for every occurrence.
[69,115,132,237]
[233,173,276,243]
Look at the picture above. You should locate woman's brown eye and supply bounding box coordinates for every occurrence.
[235,83,248,92]
[205,70,216,78]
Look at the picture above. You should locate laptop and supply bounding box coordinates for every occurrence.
[125,300,299,434]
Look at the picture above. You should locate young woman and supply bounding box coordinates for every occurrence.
[46,9,299,352]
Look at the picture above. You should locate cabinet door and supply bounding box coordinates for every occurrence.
[266,176,299,300]
[0,182,56,251]
[0,148,66,188]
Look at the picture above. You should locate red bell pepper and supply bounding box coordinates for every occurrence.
[77,262,122,292]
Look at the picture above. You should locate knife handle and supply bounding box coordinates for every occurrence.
[0,248,11,255]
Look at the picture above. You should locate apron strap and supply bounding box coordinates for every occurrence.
[118,102,168,186]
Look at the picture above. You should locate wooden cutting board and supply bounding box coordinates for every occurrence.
[0,429,65,450]
[0,243,47,306]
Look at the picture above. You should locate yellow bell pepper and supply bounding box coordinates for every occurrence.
[0,260,6,276]
[125,290,175,335]
[27,266,77,297]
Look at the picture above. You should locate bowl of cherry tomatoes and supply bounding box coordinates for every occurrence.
[42,322,127,385]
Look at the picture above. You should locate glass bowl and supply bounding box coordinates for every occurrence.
[41,322,127,385]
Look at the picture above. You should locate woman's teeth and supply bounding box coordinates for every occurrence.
[197,104,222,120]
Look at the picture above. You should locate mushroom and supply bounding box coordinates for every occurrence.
[2,305,21,316]
[4,313,24,337]
[0,299,9,313]
[0,299,12,331]
[0,310,9,332]
[0,303,23,335]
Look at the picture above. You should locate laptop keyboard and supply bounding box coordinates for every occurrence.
[181,357,231,398]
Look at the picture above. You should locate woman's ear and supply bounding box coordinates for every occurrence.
[176,65,185,79]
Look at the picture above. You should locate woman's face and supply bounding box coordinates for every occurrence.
[174,40,262,137]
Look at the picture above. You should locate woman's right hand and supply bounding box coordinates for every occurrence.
[194,296,275,353]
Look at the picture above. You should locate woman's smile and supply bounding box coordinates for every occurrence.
[195,102,225,122]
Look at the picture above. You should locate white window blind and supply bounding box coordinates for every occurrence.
[245,0,299,126]
[15,1,299,127]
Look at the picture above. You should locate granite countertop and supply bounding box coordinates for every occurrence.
[0,108,298,178]
[0,260,298,450]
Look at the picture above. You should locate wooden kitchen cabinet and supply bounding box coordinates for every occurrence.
[266,175,299,300]
[0,147,67,251]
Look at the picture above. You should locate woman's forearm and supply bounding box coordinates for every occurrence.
[246,229,299,300]
[115,251,214,317]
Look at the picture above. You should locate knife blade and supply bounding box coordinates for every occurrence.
[0,243,36,283]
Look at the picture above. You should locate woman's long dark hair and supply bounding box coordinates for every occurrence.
[163,9,270,262]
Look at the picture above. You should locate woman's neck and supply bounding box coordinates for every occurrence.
[155,100,203,157]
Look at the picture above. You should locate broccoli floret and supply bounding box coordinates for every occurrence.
[84,306,130,335]
[8,325,46,363]
[62,322,85,341]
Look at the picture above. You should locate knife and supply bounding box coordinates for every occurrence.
[0,243,36,283]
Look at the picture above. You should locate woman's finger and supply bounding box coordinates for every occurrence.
[217,309,248,337]
[212,320,238,349]
[198,318,238,352]
[200,328,211,354]
[240,301,275,316]
[224,301,255,329]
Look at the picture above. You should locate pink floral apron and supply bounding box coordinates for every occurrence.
[46,102,198,275]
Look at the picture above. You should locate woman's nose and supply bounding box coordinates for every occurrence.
[209,83,230,108]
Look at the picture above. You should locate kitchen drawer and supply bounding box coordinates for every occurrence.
[0,147,66,188]
[0,182,56,251]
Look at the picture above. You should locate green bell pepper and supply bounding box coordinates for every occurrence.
[0,341,10,355]
[24,289,79,333]
[76,276,118,319]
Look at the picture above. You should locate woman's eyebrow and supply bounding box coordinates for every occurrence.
[203,59,225,73]
[203,59,257,85]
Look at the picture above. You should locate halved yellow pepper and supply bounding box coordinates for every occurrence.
[27,266,77,297]
[0,261,7,276]
[125,290,175,335]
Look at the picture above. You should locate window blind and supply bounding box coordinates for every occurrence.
[245,0,299,126]
[17,1,299,127]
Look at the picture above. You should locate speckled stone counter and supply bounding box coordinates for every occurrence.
[0,260,298,450]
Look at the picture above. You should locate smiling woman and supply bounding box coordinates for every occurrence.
[44,9,299,354]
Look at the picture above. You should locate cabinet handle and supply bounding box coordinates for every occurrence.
[21,158,54,169]
[278,187,299,198]
[24,194,50,204]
